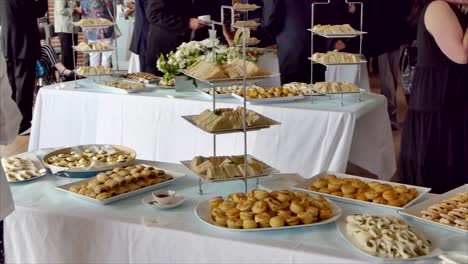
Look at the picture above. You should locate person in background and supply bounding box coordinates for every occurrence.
[263,0,326,84]
[145,0,205,74]
[37,44,76,86]
[80,0,115,67]
[0,0,48,135]
[0,48,22,264]
[400,0,468,193]
[373,0,413,130]
[54,0,81,79]
[129,0,148,72]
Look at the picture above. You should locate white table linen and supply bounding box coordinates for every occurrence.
[29,80,395,180]
[4,160,468,264]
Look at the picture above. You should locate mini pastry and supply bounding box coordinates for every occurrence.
[286,216,301,226]
[382,190,399,201]
[305,206,319,216]
[343,193,356,199]
[226,208,241,219]
[243,219,258,229]
[269,216,286,228]
[298,212,316,224]
[239,211,255,220]
[215,216,228,226]
[237,200,254,212]
[341,184,356,195]
[290,200,304,214]
[313,178,328,189]
[209,196,224,208]
[218,201,236,211]
[226,218,243,229]
[254,212,271,224]
[252,200,268,214]
[319,208,333,220]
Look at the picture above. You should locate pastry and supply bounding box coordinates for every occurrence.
[313,81,358,94]
[419,192,468,231]
[1,157,42,182]
[233,20,259,28]
[210,190,334,229]
[102,81,145,90]
[67,165,172,201]
[312,51,362,64]
[189,155,267,180]
[313,24,357,34]
[345,215,431,259]
[46,146,133,168]
[76,18,113,26]
[309,173,419,207]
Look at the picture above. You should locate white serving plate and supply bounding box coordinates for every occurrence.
[195,196,342,232]
[259,173,306,192]
[56,168,186,205]
[142,195,185,209]
[72,22,115,28]
[72,46,115,53]
[1,152,48,183]
[181,114,280,135]
[399,184,468,234]
[312,88,365,96]
[336,214,441,261]
[180,156,279,183]
[181,70,277,85]
[92,82,155,94]
[293,171,431,210]
[233,5,260,12]
[195,88,233,99]
[308,29,367,38]
[231,93,304,104]
[309,58,368,66]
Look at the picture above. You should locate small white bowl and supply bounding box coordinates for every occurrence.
[142,195,185,209]
[152,190,176,205]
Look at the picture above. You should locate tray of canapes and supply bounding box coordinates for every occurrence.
[195,189,341,231]
[181,155,279,182]
[182,107,280,134]
[232,3,261,12]
[73,41,114,53]
[233,20,261,29]
[119,72,160,84]
[399,184,468,234]
[56,165,185,204]
[1,153,47,183]
[312,81,362,95]
[337,214,439,260]
[293,172,431,210]
[93,81,155,94]
[43,145,136,178]
[231,86,305,104]
[72,18,114,28]
[310,51,366,65]
[310,24,367,38]
[74,66,113,77]
[181,59,273,84]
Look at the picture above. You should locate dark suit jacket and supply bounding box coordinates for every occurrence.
[146,0,192,66]
[129,0,149,55]
[192,0,222,41]
[0,0,48,60]
[263,0,315,75]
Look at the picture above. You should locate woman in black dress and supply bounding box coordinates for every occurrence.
[400,0,468,193]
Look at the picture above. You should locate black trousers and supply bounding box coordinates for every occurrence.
[58,33,78,70]
[1,220,4,264]
[139,54,146,73]
[6,57,36,133]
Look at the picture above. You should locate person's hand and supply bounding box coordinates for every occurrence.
[126,2,135,10]
[73,7,81,14]
[189,18,205,30]
[349,4,356,14]
[335,40,346,51]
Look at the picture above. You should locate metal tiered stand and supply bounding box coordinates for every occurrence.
[310,0,366,106]
[70,2,120,88]
[182,2,278,195]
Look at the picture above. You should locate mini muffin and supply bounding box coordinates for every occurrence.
[269,216,286,228]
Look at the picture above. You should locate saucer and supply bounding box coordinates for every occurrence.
[142,195,185,209]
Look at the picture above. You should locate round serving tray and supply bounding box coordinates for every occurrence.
[42,144,136,178]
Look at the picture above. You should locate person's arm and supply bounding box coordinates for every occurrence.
[56,0,73,16]
[262,0,284,38]
[425,0,468,64]
[146,0,196,31]
[34,0,49,18]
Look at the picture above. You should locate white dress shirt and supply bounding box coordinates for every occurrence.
[0,49,22,220]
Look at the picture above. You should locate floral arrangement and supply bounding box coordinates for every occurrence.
[157,38,241,83]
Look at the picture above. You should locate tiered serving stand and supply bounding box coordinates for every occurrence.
[309,0,366,105]
[70,2,119,87]
[182,1,277,194]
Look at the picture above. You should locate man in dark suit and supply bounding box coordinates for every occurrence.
[145,0,205,74]
[130,0,150,72]
[263,0,326,84]
[0,0,48,134]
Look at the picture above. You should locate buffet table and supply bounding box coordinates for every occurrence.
[29,79,395,180]
[4,160,467,264]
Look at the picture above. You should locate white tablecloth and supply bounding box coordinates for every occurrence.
[29,80,395,180]
[4,160,468,263]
